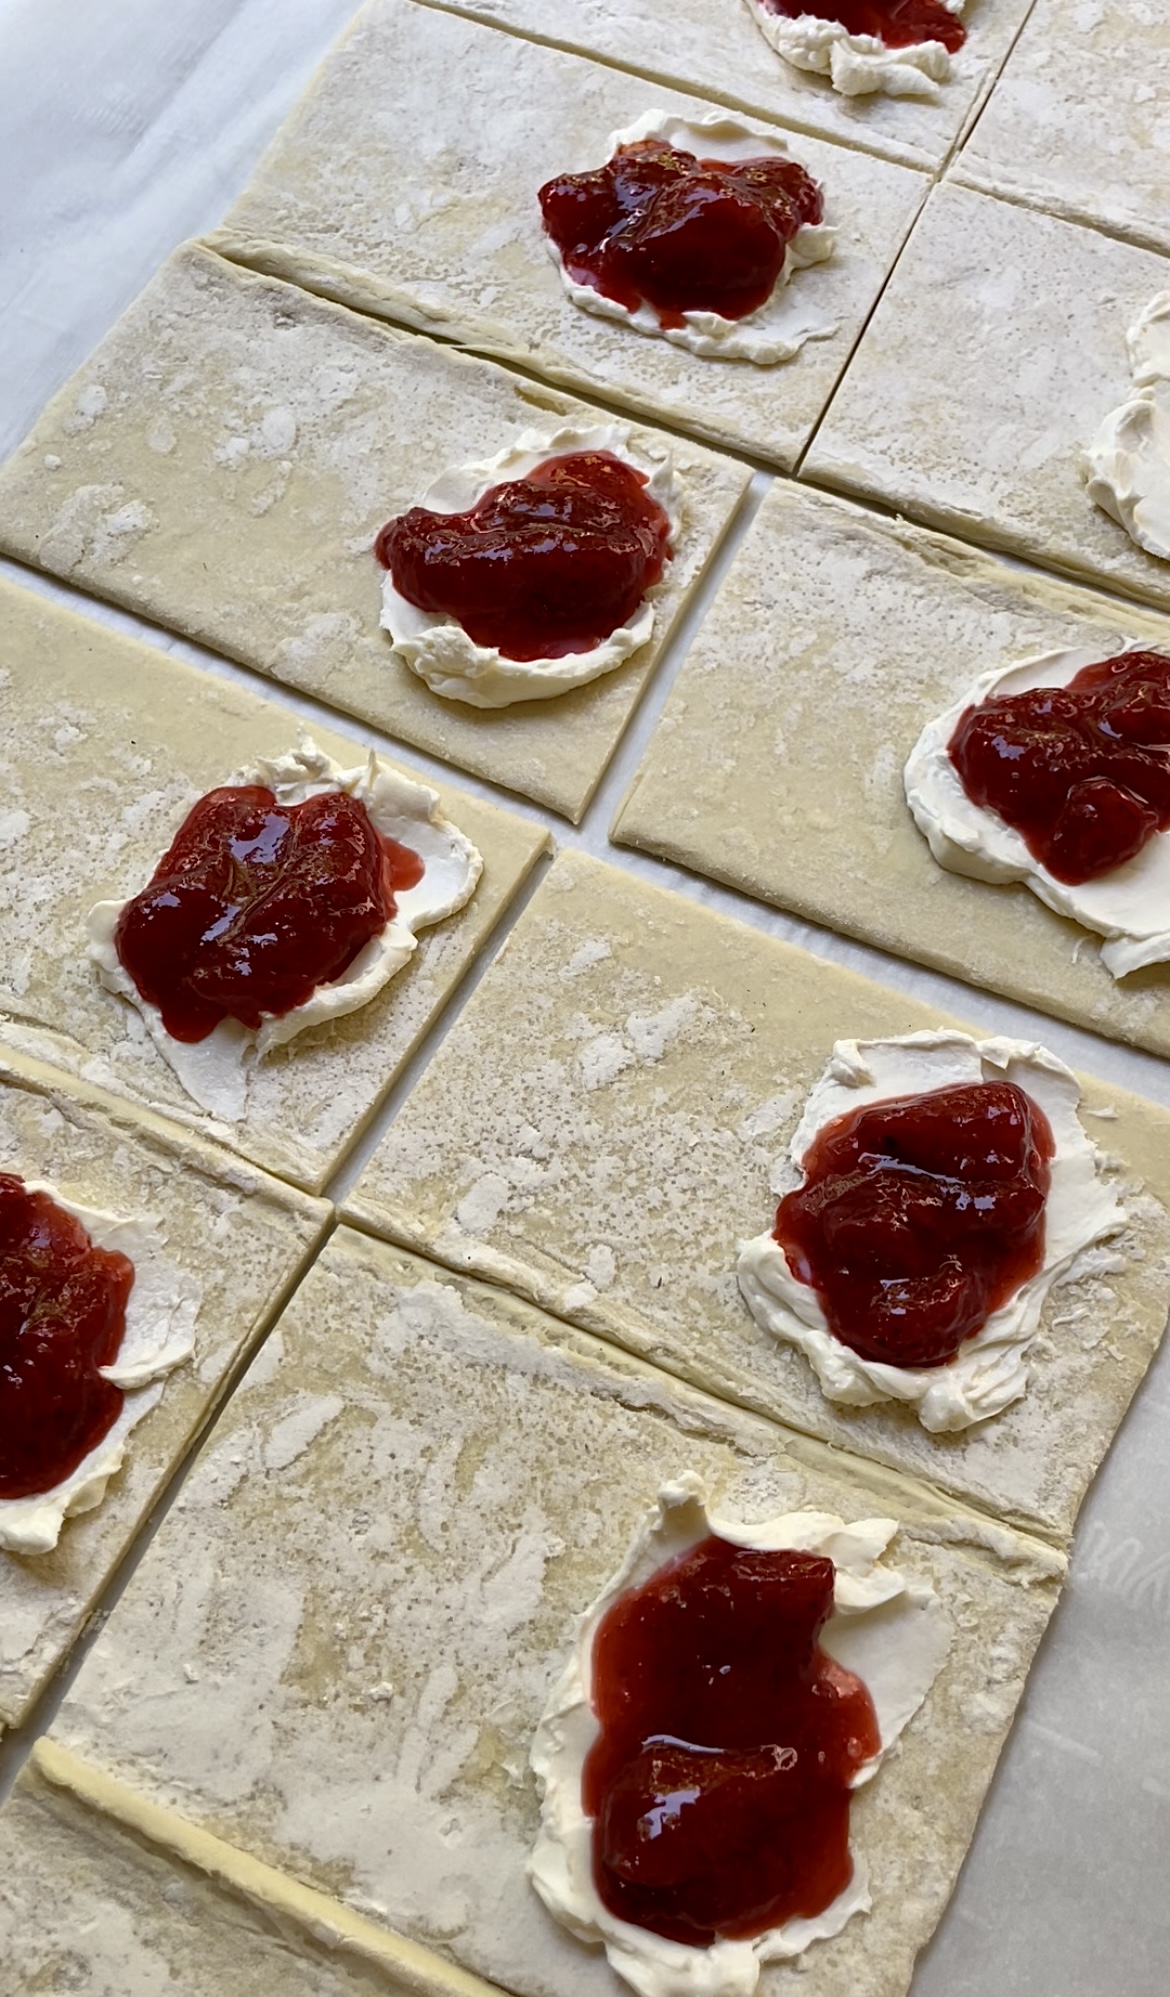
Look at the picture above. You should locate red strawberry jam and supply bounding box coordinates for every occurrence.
[0,1174,133,1500]
[584,1535,880,1944]
[774,1081,1053,1368]
[115,786,424,1043]
[377,450,672,663]
[756,0,966,54]
[538,141,824,328]
[949,650,1170,886]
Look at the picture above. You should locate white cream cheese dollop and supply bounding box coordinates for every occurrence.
[737,1033,1125,1433]
[544,111,836,364]
[0,1184,199,1556]
[87,741,482,1123]
[529,1474,949,1997]
[381,421,682,707]
[742,0,965,99]
[905,644,1170,978]
[1086,293,1170,563]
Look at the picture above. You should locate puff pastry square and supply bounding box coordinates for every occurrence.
[410,0,1035,171]
[345,852,1170,1542]
[612,480,1170,1057]
[954,0,1170,257]
[0,249,747,824]
[0,1046,328,1733]
[0,578,548,1191]
[44,1225,1063,1997]
[804,182,1170,613]
[208,0,930,469]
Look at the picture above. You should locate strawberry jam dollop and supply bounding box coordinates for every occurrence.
[774,1081,1054,1368]
[377,450,672,662]
[0,1174,133,1500]
[538,140,824,328]
[756,0,966,54]
[584,1535,880,1944]
[949,650,1170,885]
[114,786,424,1043]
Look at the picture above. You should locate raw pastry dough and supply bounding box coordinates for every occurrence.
[611,480,1170,1058]
[207,0,929,469]
[344,851,1170,1541]
[0,577,547,1191]
[43,1224,1063,1997]
[0,250,746,825]
[954,0,1170,258]
[0,1043,329,1733]
[404,0,1033,171]
[804,183,1170,616]
[0,1752,447,1997]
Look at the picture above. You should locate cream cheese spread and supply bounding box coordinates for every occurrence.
[905,644,1170,977]
[544,111,837,365]
[381,421,682,707]
[737,1033,1125,1433]
[0,1185,199,1556]
[87,741,482,1122]
[529,1474,949,1997]
[742,0,965,99]
[1086,293,1170,563]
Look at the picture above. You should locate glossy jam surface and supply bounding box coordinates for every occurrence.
[757,0,966,53]
[115,787,423,1043]
[0,1174,133,1500]
[950,650,1170,885]
[774,1082,1053,1368]
[584,1535,880,1945]
[377,451,672,662]
[538,141,824,328]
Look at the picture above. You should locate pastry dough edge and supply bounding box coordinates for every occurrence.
[949,163,1170,266]
[27,1738,508,1997]
[0,1042,331,1223]
[372,0,942,173]
[795,464,1170,619]
[201,230,806,471]
[334,1221,1075,1566]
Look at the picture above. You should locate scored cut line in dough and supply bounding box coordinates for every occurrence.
[953,0,1170,259]
[804,181,1170,615]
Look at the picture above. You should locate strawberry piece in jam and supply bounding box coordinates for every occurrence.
[757,0,966,54]
[774,1082,1053,1368]
[538,141,824,328]
[377,451,672,662]
[584,1536,879,1944]
[0,1174,133,1500]
[115,787,424,1043]
[949,650,1170,885]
